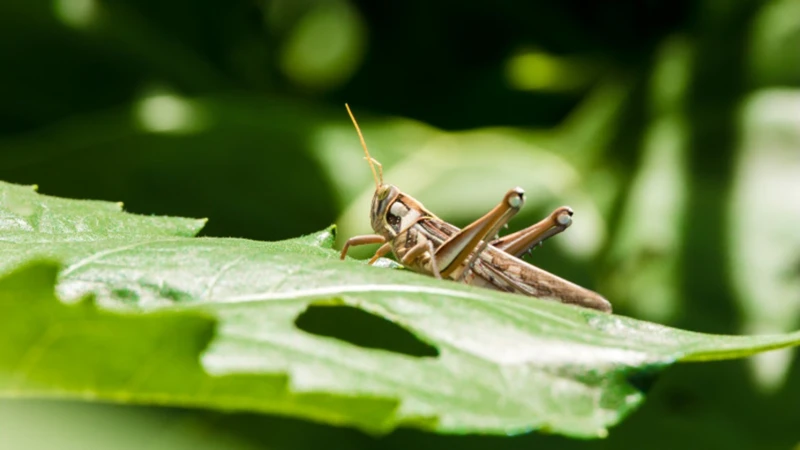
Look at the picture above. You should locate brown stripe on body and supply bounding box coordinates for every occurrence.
[410,217,611,312]
[473,246,611,312]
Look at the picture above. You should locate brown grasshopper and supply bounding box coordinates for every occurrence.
[339,105,612,313]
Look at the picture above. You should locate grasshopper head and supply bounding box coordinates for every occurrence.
[370,184,400,236]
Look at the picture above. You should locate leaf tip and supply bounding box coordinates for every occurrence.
[192,218,210,235]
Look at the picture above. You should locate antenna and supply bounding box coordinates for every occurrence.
[345,103,383,189]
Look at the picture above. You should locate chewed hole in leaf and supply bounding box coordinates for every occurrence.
[294,304,439,358]
[625,365,663,395]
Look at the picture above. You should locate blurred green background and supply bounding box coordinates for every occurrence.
[2,0,800,448]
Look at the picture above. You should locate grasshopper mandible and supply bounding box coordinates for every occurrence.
[339,105,612,313]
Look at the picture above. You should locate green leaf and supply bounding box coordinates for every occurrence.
[604,37,693,322]
[1,180,799,439]
[728,89,800,390]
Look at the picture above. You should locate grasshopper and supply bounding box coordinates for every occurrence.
[339,105,612,313]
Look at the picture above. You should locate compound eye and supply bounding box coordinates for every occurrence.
[378,187,390,200]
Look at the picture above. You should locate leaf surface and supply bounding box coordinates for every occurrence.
[1,181,799,438]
